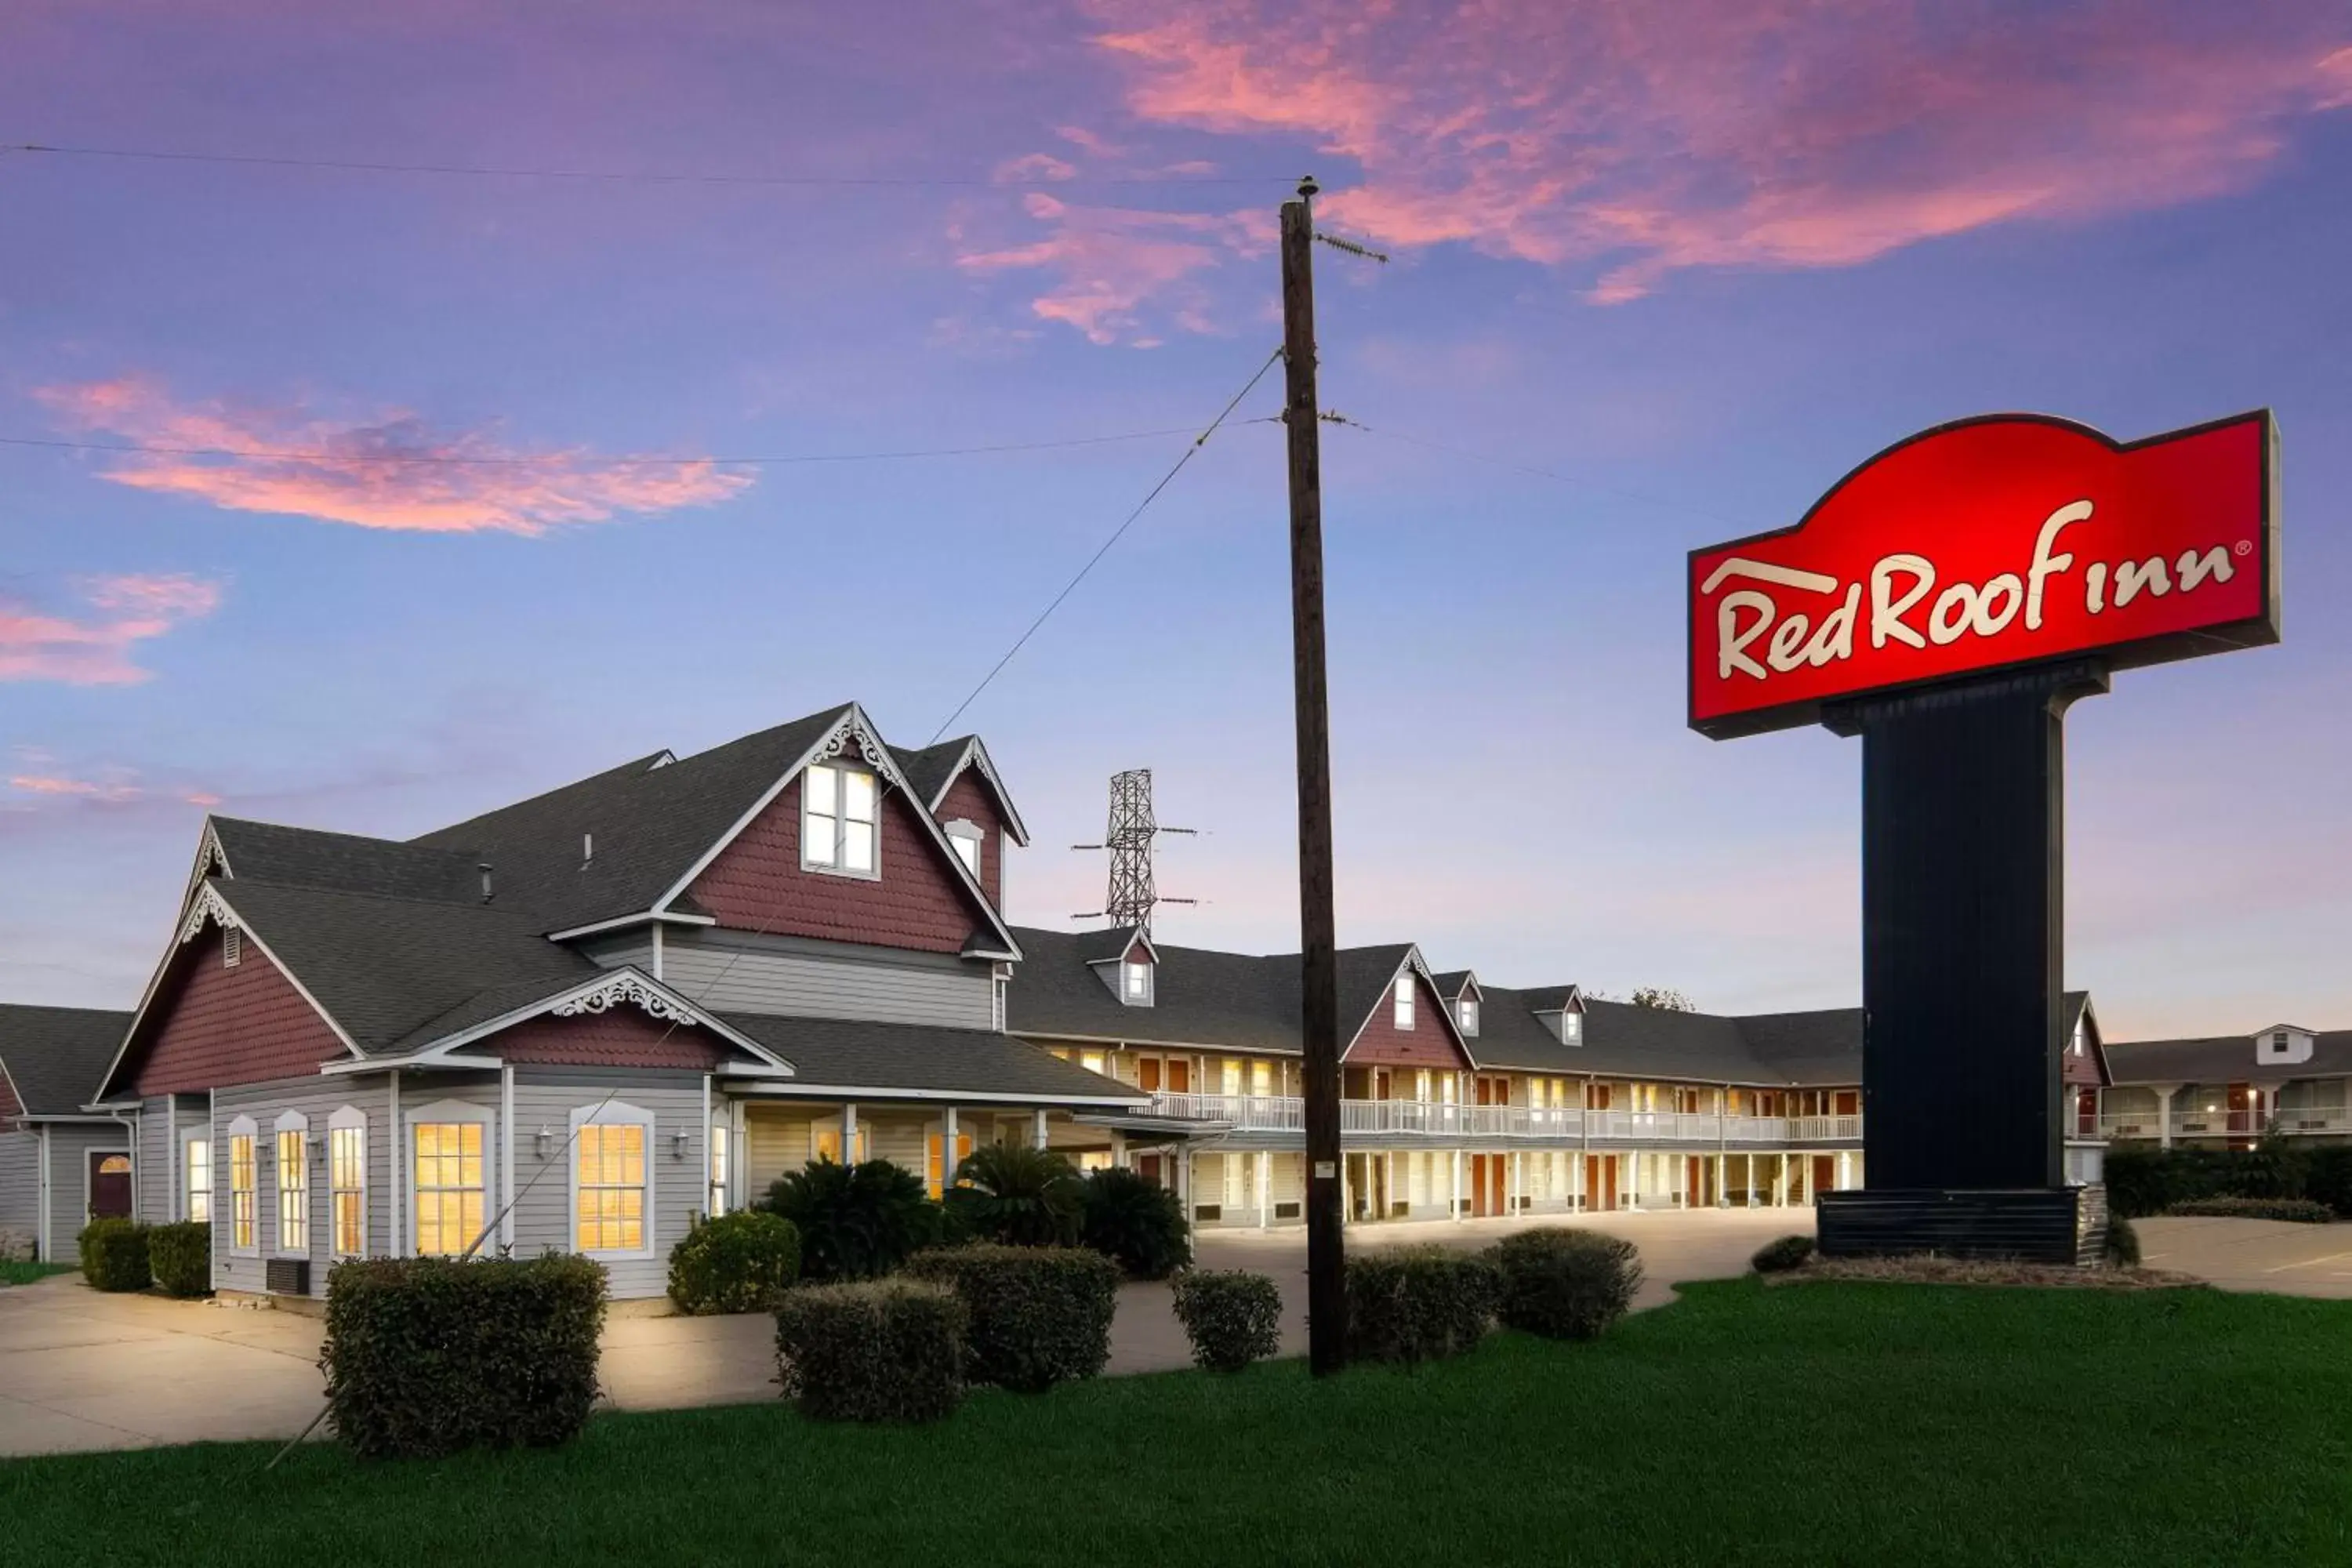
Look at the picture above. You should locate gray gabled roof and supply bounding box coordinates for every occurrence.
[2106,1029,2352,1085]
[888,739,971,812]
[211,818,482,906]
[0,1005,132,1117]
[718,1012,1142,1102]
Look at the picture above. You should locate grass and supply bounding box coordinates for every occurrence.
[7,1278,2352,1566]
[0,1260,76,1287]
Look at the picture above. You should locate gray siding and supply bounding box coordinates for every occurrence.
[212,1075,400,1298]
[136,1098,172,1223]
[659,929,993,1028]
[42,1123,131,1264]
[577,933,656,973]
[509,1069,707,1301]
[0,1129,38,1248]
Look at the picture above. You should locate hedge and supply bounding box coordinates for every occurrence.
[774,1279,967,1423]
[1079,1167,1192,1279]
[1171,1269,1283,1372]
[1487,1229,1642,1340]
[667,1210,800,1314]
[903,1244,1120,1392]
[1751,1234,1817,1274]
[2164,1196,2334,1224]
[147,1221,212,1298]
[2104,1142,2345,1219]
[1344,1247,1497,1366]
[77,1219,150,1292]
[321,1253,607,1459]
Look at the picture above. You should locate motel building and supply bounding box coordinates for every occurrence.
[0,701,2111,1293]
[2091,1027,2352,1150]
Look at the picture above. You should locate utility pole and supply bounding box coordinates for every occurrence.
[1283,175,1347,1376]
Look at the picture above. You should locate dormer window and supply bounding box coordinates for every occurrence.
[1123,960,1153,1006]
[1561,1012,1582,1045]
[1394,975,1414,1030]
[803,764,878,877]
[1458,997,1479,1036]
[945,820,985,879]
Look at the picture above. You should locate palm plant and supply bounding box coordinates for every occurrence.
[945,1143,1083,1247]
[764,1158,943,1283]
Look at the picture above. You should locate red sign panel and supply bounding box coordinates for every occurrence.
[1689,412,2279,739]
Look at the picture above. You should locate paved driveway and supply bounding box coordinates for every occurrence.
[2134,1214,2352,1297]
[0,1208,1810,1457]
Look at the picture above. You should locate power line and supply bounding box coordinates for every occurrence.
[927,346,1285,745]
[3,141,1304,191]
[0,423,1269,470]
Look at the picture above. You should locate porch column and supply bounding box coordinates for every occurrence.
[1110,1130,1126,1171]
[942,1106,961,1189]
[1178,1147,1192,1211]
[1451,1147,1465,1221]
[1033,1108,1050,1150]
[841,1102,858,1163]
[2153,1084,2179,1149]
[1256,1149,1270,1231]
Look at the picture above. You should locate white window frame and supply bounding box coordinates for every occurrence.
[1123,960,1153,1006]
[1459,997,1479,1036]
[944,818,985,880]
[569,1102,656,1260]
[1394,974,1415,1031]
[273,1109,310,1257]
[800,761,880,880]
[328,1106,368,1259]
[183,1132,212,1225]
[405,1099,495,1259]
[707,1123,730,1218]
[226,1115,260,1257]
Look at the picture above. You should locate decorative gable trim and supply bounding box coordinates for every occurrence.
[1342,947,1480,1069]
[553,971,697,1025]
[178,882,238,946]
[931,737,1032,847]
[329,966,792,1076]
[182,819,230,907]
[648,702,1025,963]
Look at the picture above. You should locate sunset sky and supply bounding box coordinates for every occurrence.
[4,2,2348,1039]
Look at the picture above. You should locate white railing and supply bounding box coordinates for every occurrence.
[2099,1109,2352,1141]
[1146,1094,1860,1145]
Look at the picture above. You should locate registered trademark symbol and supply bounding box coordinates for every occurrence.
[2234,540,2253,557]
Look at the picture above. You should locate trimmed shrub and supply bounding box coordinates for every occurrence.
[2105,1142,2320,1219]
[944,1144,1083,1248]
[2103,1215,2142,1267]
[1487,1228,1643,1340]
[774,1279,966,1424]
[77,1219,150,1292]
[904,1243,1120,1392]
[321,1253,607,1459]
[764,1159,944,1283]
[1344,1247,1498,1367]
[2306,1145,2352,1218]
[1079,1167,1191,1279]
[2164,1196,2334,1224]
[147,1221,212,1298]
[1171,1269,1283,1372]
[1751,1233,1817,1274]
[667,1210,800,1315]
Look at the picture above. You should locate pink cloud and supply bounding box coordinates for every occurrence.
[36,376,753,535]
[1079,1,2352,303]
[956,191,1270,343]
[8,774,143,803]
[0,573,223,685]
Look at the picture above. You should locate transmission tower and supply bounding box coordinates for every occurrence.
[1071,768,1196,935]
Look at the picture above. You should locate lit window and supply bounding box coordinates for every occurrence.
[803,764,879,874]
[1459,997,1479,1036]
[229,1134,256,1251]
[709,1124,730,1217]
[329,1123,366,1258]
[1562,1012,1582,1044]
[1081,1051,1109,1076]
[949,827,983,877]
[413,1122,485,1257]
[1251,1059,1273,1098]
[185,1138,212,1224]
[811,1124,870,1164]
[925,1132,974,1199]
[575,1123,647,1253]
[1123,960,1152,1004]
[1394,975,1414,1031]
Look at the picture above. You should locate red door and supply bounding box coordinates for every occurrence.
[89,1152,132,1220]
[1812,1155,1836,1198]
[1584,1155,1616,1211]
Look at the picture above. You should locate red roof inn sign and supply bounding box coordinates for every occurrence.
[1689,412,2279,739]
[1690,412,2280,1265]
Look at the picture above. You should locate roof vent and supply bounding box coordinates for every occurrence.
[583,832,594,867]
[478,862,494,903]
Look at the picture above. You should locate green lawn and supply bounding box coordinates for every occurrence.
[0,1260,75,1287]
[7,1278,2352,1566]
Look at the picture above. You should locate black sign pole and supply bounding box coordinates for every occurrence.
[1281,180,1348,1375]
[1818,658,2109,1261]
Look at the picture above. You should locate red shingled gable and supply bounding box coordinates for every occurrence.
[132,927,347,1095]
[1345,971,1472,1070]
[0,1067,23,1131]
[690,772,989,953]
[488,1007,731,1070]
[932,768,1007,909]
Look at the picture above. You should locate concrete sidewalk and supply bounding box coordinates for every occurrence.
[0,1208,1809,1457]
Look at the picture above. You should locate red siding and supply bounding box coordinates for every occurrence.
[2062,1040,2103,1087]
[933,770,1006,909]
[0,1067,22,1131]
[132,928,347,1095]
[690,773,986,953]
[1345,972,1472,1069]
[491,1009,729,1070]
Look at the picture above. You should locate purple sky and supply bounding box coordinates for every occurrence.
[4,2,2348,1039]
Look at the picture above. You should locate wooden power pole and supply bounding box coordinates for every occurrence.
[1282,176,1348,1375]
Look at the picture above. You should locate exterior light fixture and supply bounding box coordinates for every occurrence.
[536,1126,555,1159]
[670,1130,691,1161]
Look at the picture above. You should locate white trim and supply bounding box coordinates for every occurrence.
[800,758,884,882]
[325,1107,368,1259]
[650,922,665,982]
[566,1100,658,1261]
[371,967,789,1071]
[924,735,1032,846]
[1340,947,1483,1069]
[206,1090,216,1289]
[403,1097,497,1258]
[499,1066,516,1250]
[270,1111,310,1258]
[321,1050,507,1076]
[720,1080,1149,1109]
[543,909,717,943]
[387,1070,404,1258]
[942,817,985,880]
[36,1124,50,1260]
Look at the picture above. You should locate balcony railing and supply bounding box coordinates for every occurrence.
[2098,1109,2352,1141]
[1146,1093,1860,1145]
